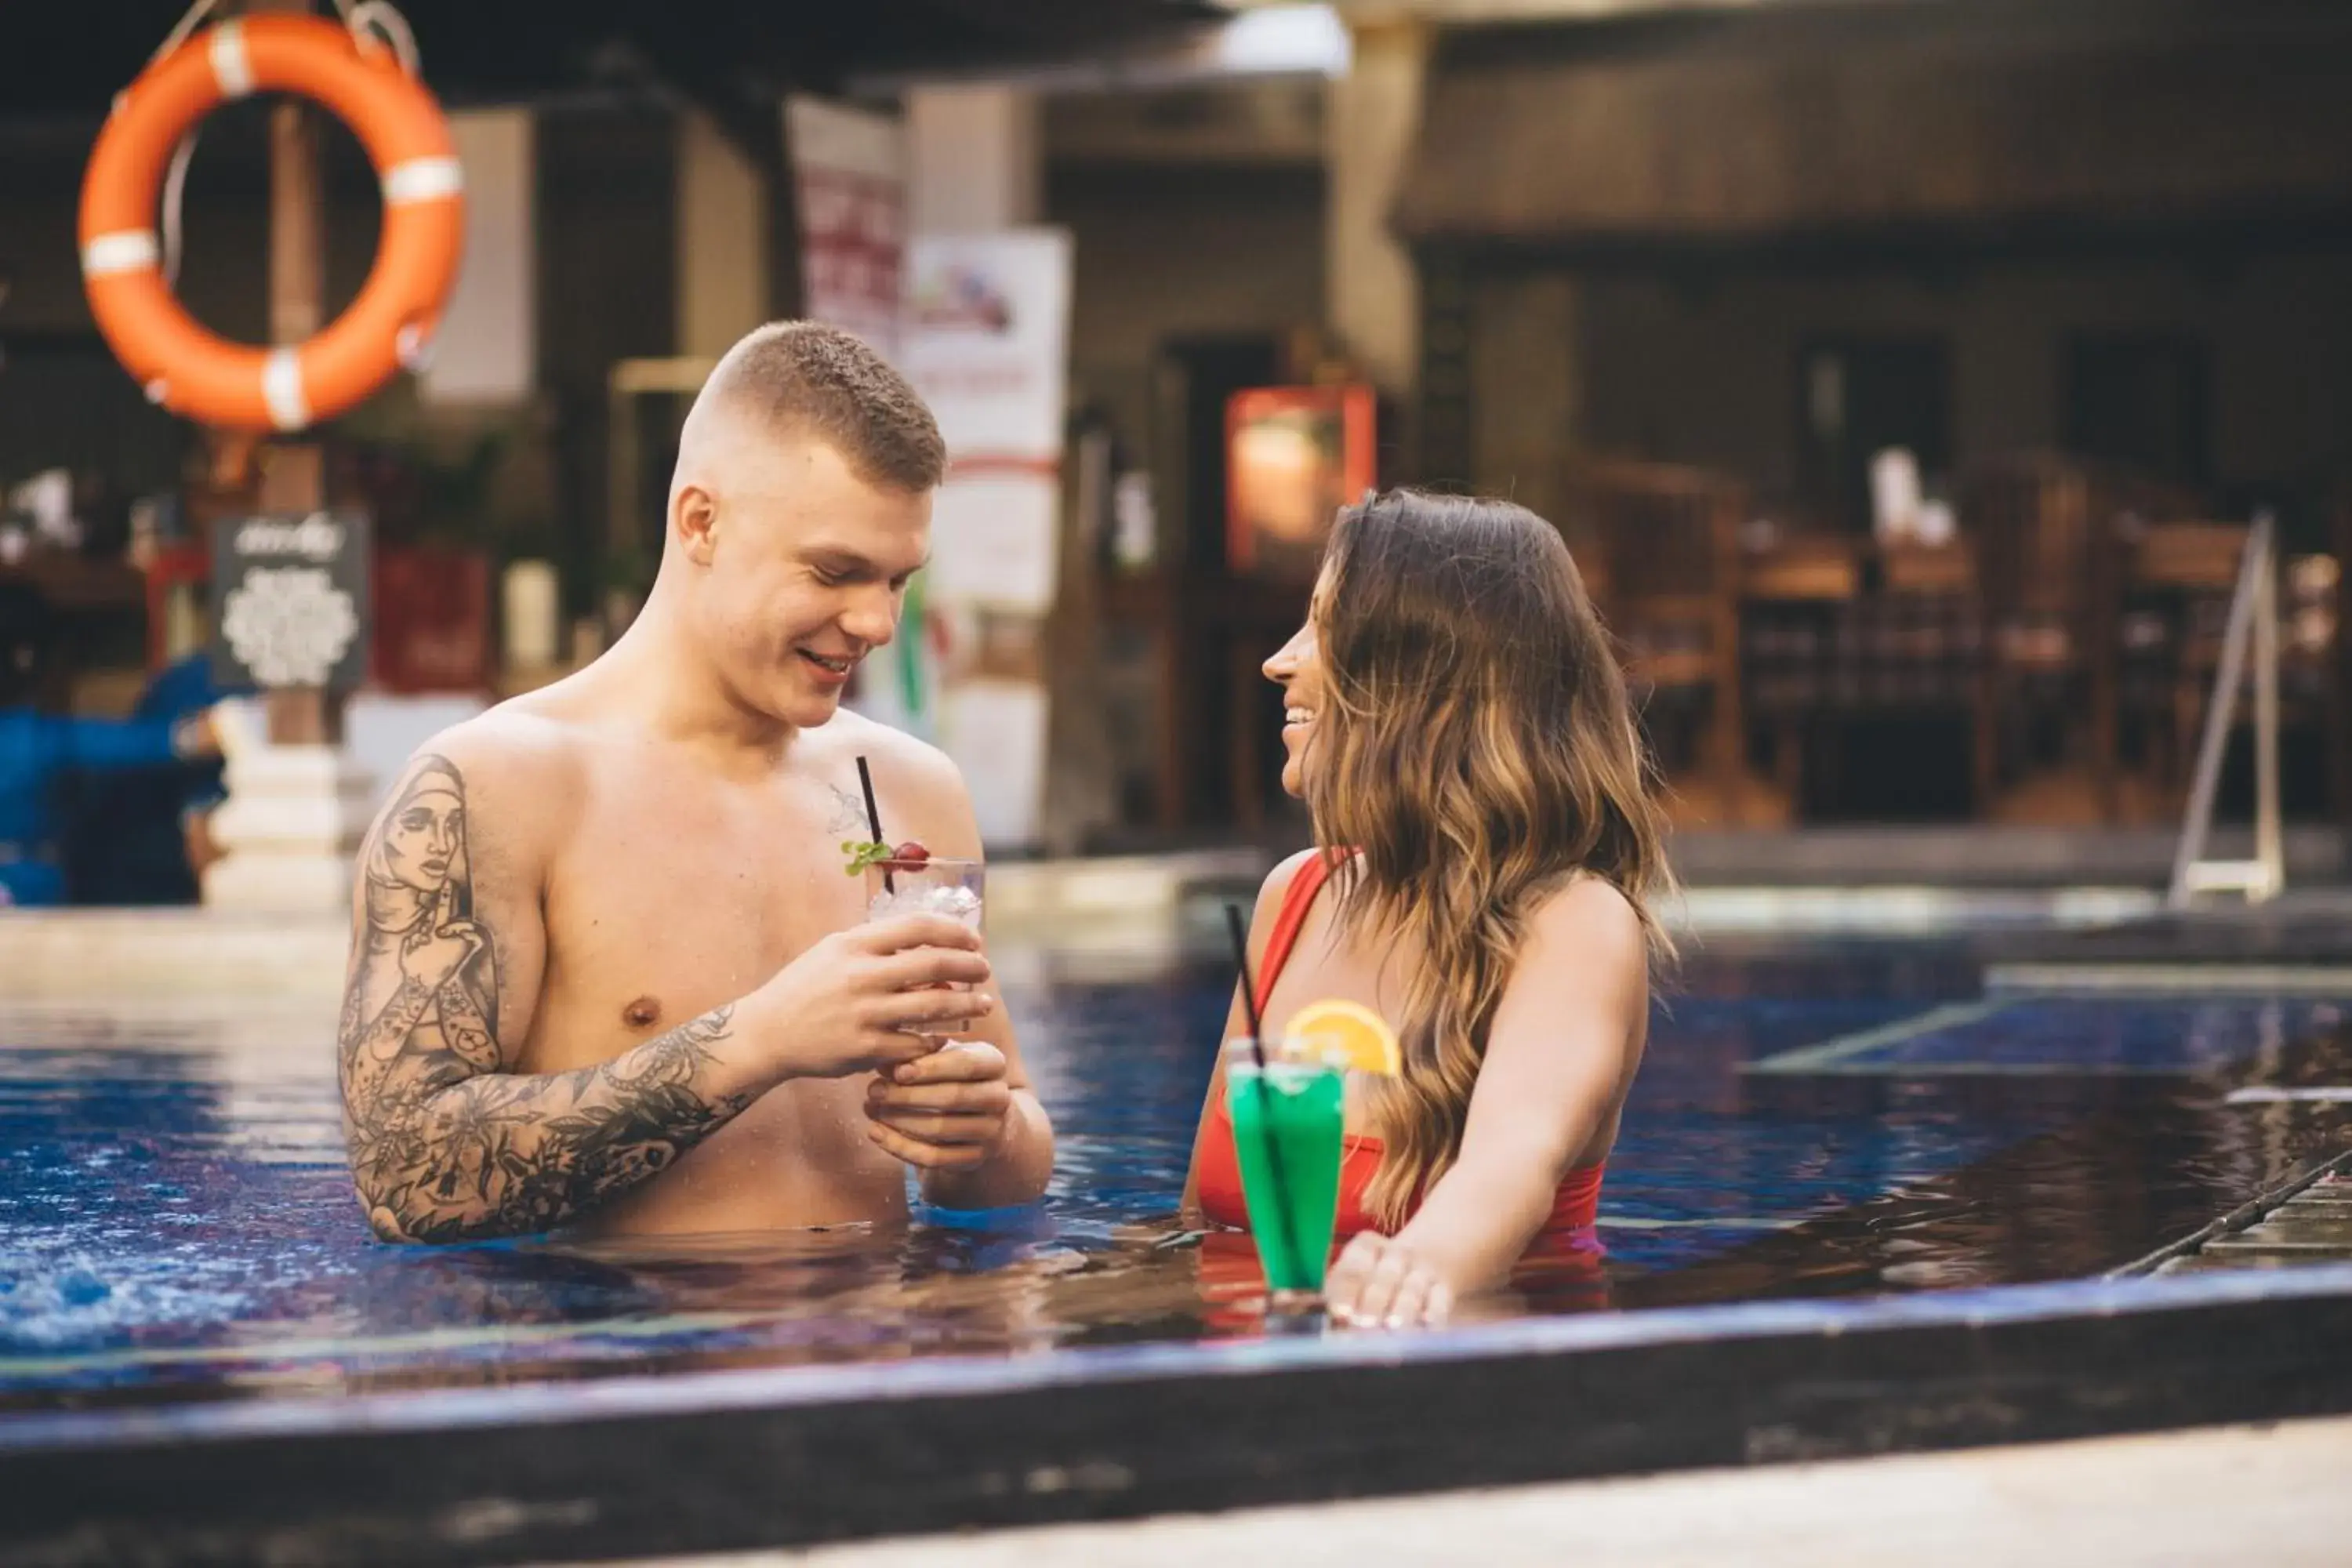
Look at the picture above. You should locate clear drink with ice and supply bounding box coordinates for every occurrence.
[864,858,984,931]
[866,859,986,1042]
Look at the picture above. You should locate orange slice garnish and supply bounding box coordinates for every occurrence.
[1284,998,1402,1076]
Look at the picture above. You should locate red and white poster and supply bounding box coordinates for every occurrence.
[901,229,1073,848]
[786,97,906,358]
[790,96,933,742]
[785,105,1070,848]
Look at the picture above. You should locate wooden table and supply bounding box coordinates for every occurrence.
[1737,533,1981,815]
[1740,534,1976,604]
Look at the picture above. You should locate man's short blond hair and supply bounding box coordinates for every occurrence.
[706,321,946,492]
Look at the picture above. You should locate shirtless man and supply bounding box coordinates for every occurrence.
[338,321,1054,1243]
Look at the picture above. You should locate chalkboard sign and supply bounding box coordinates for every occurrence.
[209,510,370,691]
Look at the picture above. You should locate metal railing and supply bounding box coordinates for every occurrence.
[2168,510,2284,909]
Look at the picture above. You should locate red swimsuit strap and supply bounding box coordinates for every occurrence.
[1252,851,1348,1020]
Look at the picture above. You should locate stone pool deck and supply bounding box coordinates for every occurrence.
[5,817,2339,999]
[2157,1162,2352,1277]
[613,1414,2352,1568]
[0,873,2182,999]
[0,849,1271,998]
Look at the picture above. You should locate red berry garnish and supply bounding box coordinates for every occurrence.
[891,840,931,867]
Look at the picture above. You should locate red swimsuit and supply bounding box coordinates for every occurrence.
[1194,851,1606,1240]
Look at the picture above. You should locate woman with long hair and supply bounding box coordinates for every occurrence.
[1182,489,1671,1327]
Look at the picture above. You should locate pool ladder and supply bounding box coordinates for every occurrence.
[2168,510,2285,909]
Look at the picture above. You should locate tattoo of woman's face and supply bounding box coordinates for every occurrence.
[366,757,472,920]
[383,788,464,894]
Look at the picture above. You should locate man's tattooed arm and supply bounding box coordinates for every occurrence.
[343,1006,753,1243]
[338,752,767,1243]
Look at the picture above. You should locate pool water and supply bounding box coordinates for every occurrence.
[5,945,2350,1414]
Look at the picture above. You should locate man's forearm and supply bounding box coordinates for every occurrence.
[920,1090,1054,1210]
[343,749,801,1244]
[349,1002,777,1243]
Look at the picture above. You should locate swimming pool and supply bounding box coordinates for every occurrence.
[7,937,2349,1417]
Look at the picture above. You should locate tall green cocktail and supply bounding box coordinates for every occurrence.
[1224,1037,1346,1295]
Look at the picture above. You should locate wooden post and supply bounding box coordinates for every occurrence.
[256,0,340,747]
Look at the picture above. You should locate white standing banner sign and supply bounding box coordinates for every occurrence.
[901,230,1073,848]
[902,231,1071,468]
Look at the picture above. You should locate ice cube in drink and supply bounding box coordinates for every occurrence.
[864,858,984,931]
[865,858,986,1042]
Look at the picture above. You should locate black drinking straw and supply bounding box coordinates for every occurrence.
[855,755,894,895]
[1225,902,1304,1291]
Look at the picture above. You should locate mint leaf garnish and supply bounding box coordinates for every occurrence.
[843,839,893,876]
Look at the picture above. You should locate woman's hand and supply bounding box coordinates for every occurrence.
[1326,1232,1455,1328]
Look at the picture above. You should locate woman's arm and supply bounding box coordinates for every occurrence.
[1179,849,1317,1223]
[1326,877,1650,1326]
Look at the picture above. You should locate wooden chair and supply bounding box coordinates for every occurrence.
[2332,490,2352,824]
[1559,458,1752,820]
[1739,531,1863,816]
[2283,546,2341,818]
[1962,454,2121,821]
[2117,520,2251,799]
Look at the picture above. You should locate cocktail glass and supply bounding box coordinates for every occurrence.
[866,858,985,1041]
[1223,1034,1346,1298]
[864,857,985,932]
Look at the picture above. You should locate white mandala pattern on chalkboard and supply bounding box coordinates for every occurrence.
[220,565,360,686]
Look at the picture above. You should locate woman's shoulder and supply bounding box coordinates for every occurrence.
[1260,847,1324,902]
[1484,875,1651,1054]
[1524,873,1649,971]
[1243,848,1334,946]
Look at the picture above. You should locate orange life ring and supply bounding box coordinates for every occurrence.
[78,13,464,432]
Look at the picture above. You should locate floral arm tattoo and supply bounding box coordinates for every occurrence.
[338,754,756,1243]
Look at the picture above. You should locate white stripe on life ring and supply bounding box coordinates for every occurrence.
[262,347,310,432]
[382,156,464,206]
[209,20,256,100]
[82,230,161,278]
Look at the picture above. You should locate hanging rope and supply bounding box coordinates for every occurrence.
[151,0,226,64]
[159,135,199,287]
[151,0,420,74]
[347,2,423,76]
[147,0,427,288]
[149,0,225,289]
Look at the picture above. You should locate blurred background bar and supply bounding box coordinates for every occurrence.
[3,0,2350,904]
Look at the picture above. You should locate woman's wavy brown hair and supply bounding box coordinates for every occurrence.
[1303,489,1672,1228]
